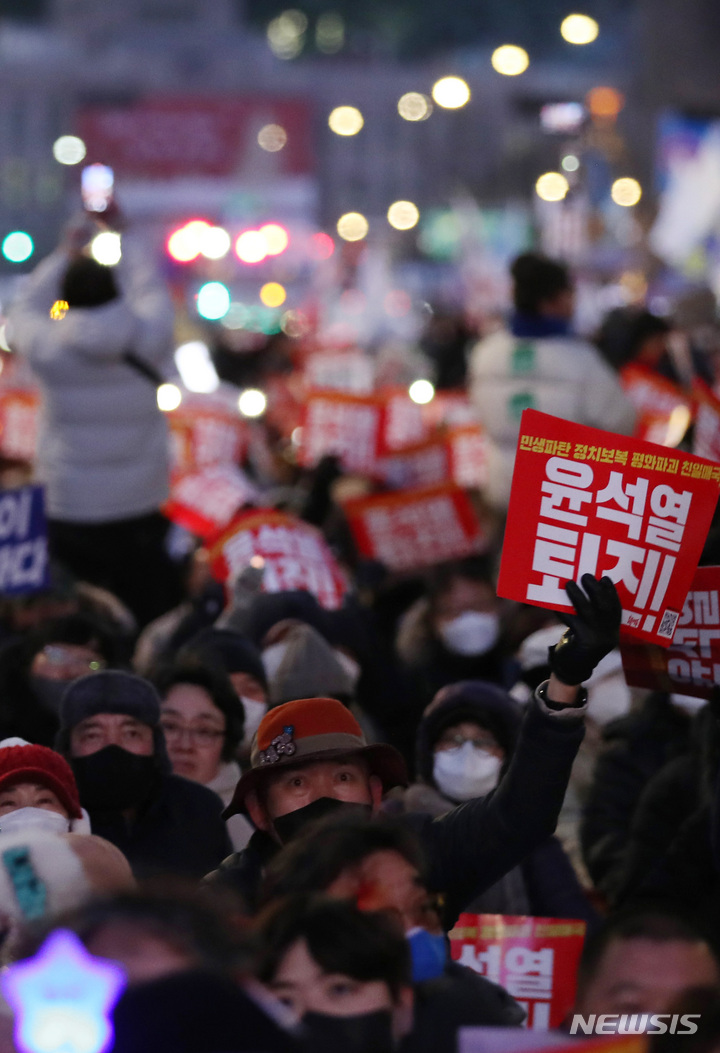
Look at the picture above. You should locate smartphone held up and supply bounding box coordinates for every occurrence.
[81,163,114,214]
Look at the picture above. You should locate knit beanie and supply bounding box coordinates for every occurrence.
[268,624,355,707]
[0,738,82,819]
[185,628,268,690]
[56,671,170,769]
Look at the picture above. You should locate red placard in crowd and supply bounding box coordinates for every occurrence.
[449,915,586,1031]
[620,363,694,446]
[692,379,720,464]
[342,483,485,571]
[304,349,375,395]
[167,392,248,474]
[207,508,349,610]
[447,424,489,490]
[0,388,40,463]
[377,435,450,490]
[621,565,720,698]
[163,465,259,540]
[497,410,720,647]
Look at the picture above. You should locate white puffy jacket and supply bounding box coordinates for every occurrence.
[469,328,636,509]
[6,233,174,523]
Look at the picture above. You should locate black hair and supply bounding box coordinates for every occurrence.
[510,251,571,316]
[649,987,720,1053]
[60,256,118,308]
[152,657,245,761]
[577,911,716,1001]
[596,307,671,371]
[255,894,411,1001]
[426,555,496,611]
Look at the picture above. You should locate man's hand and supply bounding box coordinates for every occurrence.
[549,574,622,687]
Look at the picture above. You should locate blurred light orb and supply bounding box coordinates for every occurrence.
[535,171,570,202]
[260,282,287,308]
[281,309,310,337]
[337,212,369,242]
[398,93,432,121]
[387,200,420,231]
[90,232,122,266]
[235,230,268,264]
[223,303,249,330]
[431,77,471,109]
[316,12,344,53]
[2,231,33,263]
[260,223,289,255]
[157,383,182,412]
[611,177,642,207]
[201,226,231,260]
[311,232,335,259]
[267,9,307,59]
[409,379,435,405]
[49,300,69,320]
[257,124,288,152]
[491,45,529,76]
[561,154,580,172]
[168,220,210,263]
[197,282,231,321]
[238,389,267,418]
[174,341,219,394]
[586,86,624,119]
[52,135,86,165]
[560,13,599,44]
[328,106,364,136]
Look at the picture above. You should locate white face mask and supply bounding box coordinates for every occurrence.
[240,696,267,751]
[432,742,503,802]
[261,642,290,681]
[0,807,71,836]
[438,611,500,656]
[670,693,708,715]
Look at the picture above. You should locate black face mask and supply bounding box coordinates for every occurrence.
[72,745,161,812]
[302,1009,396,1053]
[272,797,372,844]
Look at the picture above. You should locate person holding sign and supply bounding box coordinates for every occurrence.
[209,574,621,925]
[469,252,636,510]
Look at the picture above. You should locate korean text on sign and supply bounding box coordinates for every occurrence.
[0,485,49,595]
[207,509,348,610]
[449,914,586,1031]
[497,410,720,647]
[342,484,484,572]
[621,565,720,699]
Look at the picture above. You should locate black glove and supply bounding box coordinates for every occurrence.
[548,574,622,685]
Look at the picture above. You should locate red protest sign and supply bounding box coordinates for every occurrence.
[163,465,259,540]
[0,388,40,463]
[378,387,427,453]
[342,483,484,571]
[447,424,489,490]
[449,914,586,1031]
[304,349,375,394]
[299,390,381,473]
[692,379,720,463]
[621,565,720,698]
[620,363,694,446]
[207,508,349,610]
[167,392,248,473]
[377,435,450,490]
[497,410,720,647]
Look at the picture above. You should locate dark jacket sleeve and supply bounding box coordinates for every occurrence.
[522,837,599,931]
[408,698,585,927]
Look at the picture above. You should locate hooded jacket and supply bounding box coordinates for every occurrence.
[403,682,597,925]
[6,232,174,522]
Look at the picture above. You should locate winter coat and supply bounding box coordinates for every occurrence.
[399,682,597,927]
[6,233,174,522]
[468,328,636,508]
[580,692,693,899]
[207,760,254,852]
[89,772,232,881]
[206,693,587,927]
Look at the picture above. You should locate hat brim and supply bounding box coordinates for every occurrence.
[0,766,82,819]
[223,743,408,819]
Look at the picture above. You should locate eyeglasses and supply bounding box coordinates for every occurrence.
[160,721,225,747]
[435,733,498,752]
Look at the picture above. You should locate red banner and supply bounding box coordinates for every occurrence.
[76,96,314,179]
[163,465,259,540]
[497,410,720,647]
[692,379,720,463]
[0,388,40,463]
[621,565,720,698]
[449,914,586,1031]
[378,436,450,490]
[447,424,489,490]
[620,363,693,446]
[207,508,348,610]
[342,483,484,571]
[167,392,248,474]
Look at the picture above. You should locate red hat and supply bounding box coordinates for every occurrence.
[0,740,82,819]
[224,697,408,818]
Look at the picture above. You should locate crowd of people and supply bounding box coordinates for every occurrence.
[0,214,718,1052]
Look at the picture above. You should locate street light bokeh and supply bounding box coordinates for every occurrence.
[535,172,570,202]
[398,93,432,121]
[560,14,599,44]
[328,106,364,136]
[431,76,471,109]
[337,212,369,241]
[611,177,642,206]
[491,45,530,76]
[387,201,420,230]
